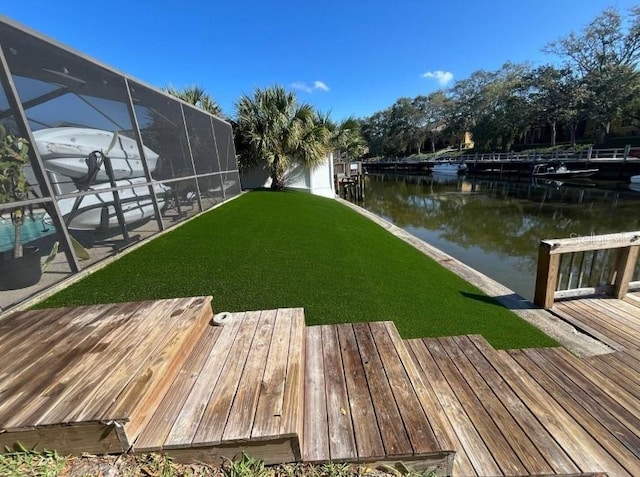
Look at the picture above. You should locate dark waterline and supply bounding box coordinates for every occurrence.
[357,173,640,301]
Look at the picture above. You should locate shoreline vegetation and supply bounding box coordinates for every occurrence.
[35,190,556,350]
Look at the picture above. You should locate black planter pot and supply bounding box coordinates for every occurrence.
[0,246,42,290]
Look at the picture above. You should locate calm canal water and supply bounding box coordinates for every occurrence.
[358,173,640,300]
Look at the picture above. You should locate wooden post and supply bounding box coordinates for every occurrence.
[534,242,561,309]
[613,246,639,298]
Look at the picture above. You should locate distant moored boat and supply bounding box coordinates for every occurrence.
[532,163,599,179]
[431,161,468,175]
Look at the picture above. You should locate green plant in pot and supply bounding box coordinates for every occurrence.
[0,124,42,290]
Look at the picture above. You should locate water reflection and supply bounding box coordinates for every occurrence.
[360,173,640,300]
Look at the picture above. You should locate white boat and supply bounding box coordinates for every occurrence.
[431,161,468,175]
[532,163,599,179]
[46,178,170,231]
[630,175,640,184]
[33,127,159,181]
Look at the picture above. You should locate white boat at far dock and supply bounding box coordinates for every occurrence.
[431,161,468,175]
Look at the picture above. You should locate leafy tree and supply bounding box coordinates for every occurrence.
[443,69,494,150]
[448,63,531,151]
[382,98,425,155]
[235,86,331,190]
[420,91,449,152]
[360,111,387,157]
[544,6,640,141]
[527,65,583,146]
[163,85,223,117]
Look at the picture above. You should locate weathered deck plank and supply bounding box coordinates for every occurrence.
[407,338,498,477]
[252,309,294,439]
[336,324,385,460]
[133,324,222,451]
[439,338,553,476]
[353,323,413,459]
[370,323,441,456]
[162,313,243,449]
[424,338,528,476]
[192,311,261,446]
[469,335,628,476]
[321,324,357,461]
[383,323,455,453]
[222,309,276,442]
[302,326,330,462]
[279,308,306,443]
[145,307,305,465]
[514,348,640,467]
[553,294,640,351]
[454,337,579,475]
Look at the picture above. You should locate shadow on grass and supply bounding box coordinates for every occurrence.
[459,291,508,308]
[460,291,543,311]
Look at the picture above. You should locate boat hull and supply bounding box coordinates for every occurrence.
[431,163,468,175]
[630,175,640,184]
[532,169,599,179]
[34,127,159,180]
[49,179,170,231]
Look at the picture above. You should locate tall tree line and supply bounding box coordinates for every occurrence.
[360,6,640,156]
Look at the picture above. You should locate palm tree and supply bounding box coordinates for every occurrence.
[333,117,367,161]
[163,85,223,117]
[235,86,331,190]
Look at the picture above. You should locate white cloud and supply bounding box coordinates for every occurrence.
[314,80,330,92]
[290,81,313,93]
[422,70,454,86]
[291,80,330,93]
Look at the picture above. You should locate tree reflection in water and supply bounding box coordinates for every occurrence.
[358,173,640,300]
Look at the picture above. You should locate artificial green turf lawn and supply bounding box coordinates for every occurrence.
[35,190,557,349]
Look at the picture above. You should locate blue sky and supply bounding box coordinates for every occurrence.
[2,0,639,120]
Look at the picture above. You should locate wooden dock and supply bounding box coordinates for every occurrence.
[363,145,640,179]
[551,292,640,352]
[3,295,640,475]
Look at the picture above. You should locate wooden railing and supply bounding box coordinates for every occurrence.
[534,231,640,309]
[368,146,640,164]
[466,146,637,163]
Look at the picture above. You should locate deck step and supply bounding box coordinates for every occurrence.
[303,321,454,475]
[134,308,306,465]
[0,297,213,454]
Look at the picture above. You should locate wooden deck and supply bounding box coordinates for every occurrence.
[0,297,213,454]
[408,335,640,476]
[3,295,640,475]
[134,308,306,465]
[0,301,306,465]
[552,291,640,351]
[303,322,454,472]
